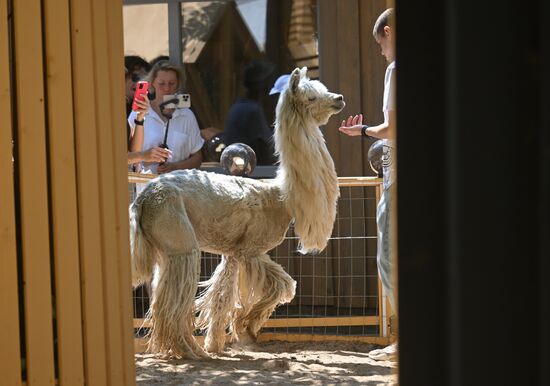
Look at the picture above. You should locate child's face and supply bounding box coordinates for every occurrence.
[375,26,394,62]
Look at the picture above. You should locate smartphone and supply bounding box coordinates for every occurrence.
[132,81,149,111]
[162,93,191,109]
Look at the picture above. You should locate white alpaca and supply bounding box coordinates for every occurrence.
[129,67,345,358]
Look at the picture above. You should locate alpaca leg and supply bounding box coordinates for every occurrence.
[142,196,207,358]
[234,254,296,342]
[230,262,255,344]
[196,255,239,353]
[148,249,207,358]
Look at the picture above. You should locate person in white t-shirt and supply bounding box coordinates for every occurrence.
[338,8,397,361]
[128,60,204,174]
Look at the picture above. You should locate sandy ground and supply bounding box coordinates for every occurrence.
[136,341,398,385]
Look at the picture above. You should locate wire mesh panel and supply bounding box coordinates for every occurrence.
[129,174,386,342]
[264,184,380,336]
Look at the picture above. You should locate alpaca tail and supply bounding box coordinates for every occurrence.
[129,201,156,287]
[235,254,296,340]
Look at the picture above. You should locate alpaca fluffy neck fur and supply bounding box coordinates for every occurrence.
[274,90,339,254]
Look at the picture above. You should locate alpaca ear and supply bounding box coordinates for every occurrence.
[299,67,308,78]
[289,67,301,94]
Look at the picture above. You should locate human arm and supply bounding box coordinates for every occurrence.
[128,147,173,165]
[128,94,149,150]
[338,111,396,140]
[156,150,202,173]
[127,95,174,165]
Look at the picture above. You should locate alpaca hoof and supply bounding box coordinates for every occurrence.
[231,329,256,346]
[204,337,226,354]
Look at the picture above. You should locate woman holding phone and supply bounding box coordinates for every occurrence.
[128,60,204,174]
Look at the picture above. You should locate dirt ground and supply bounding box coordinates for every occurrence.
[135,340,398,385]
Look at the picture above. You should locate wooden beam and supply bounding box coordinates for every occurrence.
[128,171,383,187]
[168,2,182,66]
[134,315,380,329]
[70,0,109,383]
[43,0,85,384]
[90,0,126,384]
[13,0,56,383]
[0,0,22,384]
[105,0,136,384]
[257,333,392,345]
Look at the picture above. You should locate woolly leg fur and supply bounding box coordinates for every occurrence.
[137,194,208,359]
[195,255,240,353]
[232,254,296,343]
[129,201,156,287]
[149,250,206,358]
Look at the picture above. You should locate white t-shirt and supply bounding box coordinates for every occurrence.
[382,61,396,190]
[128,107,204,174]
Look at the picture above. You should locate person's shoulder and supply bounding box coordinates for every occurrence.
[237,98,261,110]
[173,108,196,119]
[227,98,260,117]
[385,61,396,83]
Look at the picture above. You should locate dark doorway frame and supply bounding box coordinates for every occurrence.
[396,1,549,385]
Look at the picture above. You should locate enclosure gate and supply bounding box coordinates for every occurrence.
[129,173,394,352]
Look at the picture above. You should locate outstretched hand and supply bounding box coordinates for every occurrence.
[338,114,364,136]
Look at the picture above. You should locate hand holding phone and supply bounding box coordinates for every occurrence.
[132,81,149,111]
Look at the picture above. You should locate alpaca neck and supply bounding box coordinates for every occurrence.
[274,110,339,253]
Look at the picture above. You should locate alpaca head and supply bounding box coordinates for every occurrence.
[279,67,346,126]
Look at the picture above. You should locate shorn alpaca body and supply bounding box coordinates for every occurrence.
[130,67,345,358]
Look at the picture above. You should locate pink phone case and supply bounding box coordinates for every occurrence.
[132,81,149,111]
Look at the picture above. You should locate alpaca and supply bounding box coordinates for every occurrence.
[129,67,345,358]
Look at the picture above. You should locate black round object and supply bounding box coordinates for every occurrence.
[367,140,384,178]
[203,136,226,162]
[220,143,257,176]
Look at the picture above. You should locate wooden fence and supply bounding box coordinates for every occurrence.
[1,0,134,385]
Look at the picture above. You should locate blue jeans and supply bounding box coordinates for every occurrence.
[377,186,395,311]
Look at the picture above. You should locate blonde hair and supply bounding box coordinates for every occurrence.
[146,60,186,92]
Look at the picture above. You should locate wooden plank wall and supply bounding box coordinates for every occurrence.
[1,0,134,385]
[317,0,394,316]
[317,0,391,177]
[0,2,22,385]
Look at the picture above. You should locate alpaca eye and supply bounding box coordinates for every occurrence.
[308,96,316,101]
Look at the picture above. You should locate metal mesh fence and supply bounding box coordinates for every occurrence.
[130,176,384,338]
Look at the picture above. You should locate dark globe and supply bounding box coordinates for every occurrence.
[203,136,226,162]
[368,140,384,178]
[220,143,257,176]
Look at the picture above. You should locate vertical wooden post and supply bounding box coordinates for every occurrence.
[70,0,109,383]
[5,1,134,385]
[43,0,85,384]
[13,0,56,384]
[0,0,22,384]
[105,0,136,383]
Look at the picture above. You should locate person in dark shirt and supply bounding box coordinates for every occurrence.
[222,60,278,165]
